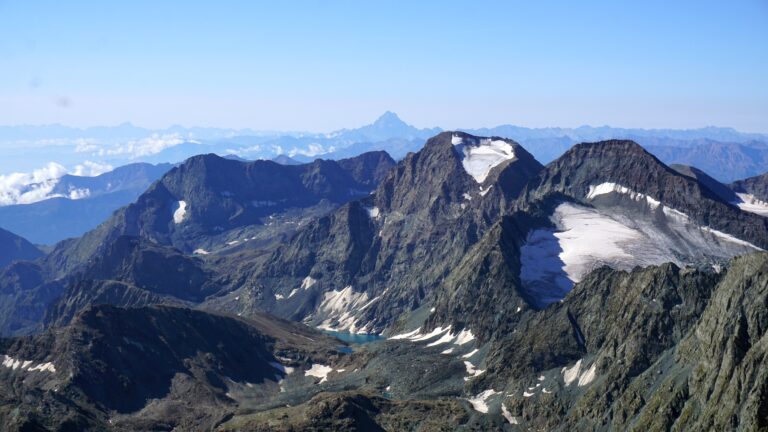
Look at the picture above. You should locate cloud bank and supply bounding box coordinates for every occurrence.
[0,161,113,206]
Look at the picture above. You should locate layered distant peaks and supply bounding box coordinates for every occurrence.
[0,227,43,269]
[342,111,442,142]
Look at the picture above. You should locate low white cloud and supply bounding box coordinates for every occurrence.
[101,133,199,158]
[74,138,101,153]
[73,160,113,177]
[289,143,327,157]
[226,145,262,157]
[0,161,113,206]
[0,162,68,206]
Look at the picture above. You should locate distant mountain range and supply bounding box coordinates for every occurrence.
[3,111,766,179]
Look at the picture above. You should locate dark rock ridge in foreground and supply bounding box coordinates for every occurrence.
[0,304,344,431]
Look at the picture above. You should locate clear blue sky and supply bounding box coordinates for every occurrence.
[1,0,766,132]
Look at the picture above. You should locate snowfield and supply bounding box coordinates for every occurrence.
[466,389,499,413]
[173,200,187,224]
[315,286,376,334]
[304,364,333,384]
[520,184,762,306]
[734,192,768,217]
[453,135,516,183]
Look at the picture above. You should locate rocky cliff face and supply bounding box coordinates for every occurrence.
[43,151,396,276]
[223,132,544,334]
[518,140,768,249]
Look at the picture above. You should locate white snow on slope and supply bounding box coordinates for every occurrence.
[304,364,333,384]
[366,206,381,219]
[586,182,661,207]
[389,328,421,340]
[734,193,768,217]
[173,200,187,224]
[462,348,479,359]
[467,389,499,413]
[577,363,597,386]
[390,326,476,349]
[463,360,485,380]
[561,359,597,387]
[426,331,456,347]
[2,355,56,373]
[562,359,582,386]
[502,404,519,424]
[300,276,317,290]
[453,136,515,183]
[521,195,761,306]
[411,326,451,342]
[193,248,209,255]
[453,329,476,345]
[315,286,372,333]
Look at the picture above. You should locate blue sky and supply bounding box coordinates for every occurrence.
[1,0,766,131]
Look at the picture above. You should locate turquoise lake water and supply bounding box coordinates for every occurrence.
[322,331,385,344]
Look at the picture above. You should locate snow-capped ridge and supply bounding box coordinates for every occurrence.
[451,134,516,183]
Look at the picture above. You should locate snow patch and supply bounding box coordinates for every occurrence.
[461,348,479,359]
[366,206,381,219]
[193,248,209,255]
[426,331,456,347]
[734,193,768,217]
[562,359,582,386]
[389,328,421,340]
[501,404,519,424]
[300,276,317,290]
[172,200,187,224]
[2,355,56,373]
[467,389,499,413]
[410,326,451,342]
[521,200,761,307]
[578,363,597,386]
[454,138,516,183]
[463,360,485,380]
[316,286,371,333]
[304,364,333,384]
[453,329,475,345]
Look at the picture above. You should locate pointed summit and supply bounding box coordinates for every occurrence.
[336,111,441,142]
[372,111,406,127]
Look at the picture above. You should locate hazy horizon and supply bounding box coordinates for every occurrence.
[2,1,767,132]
